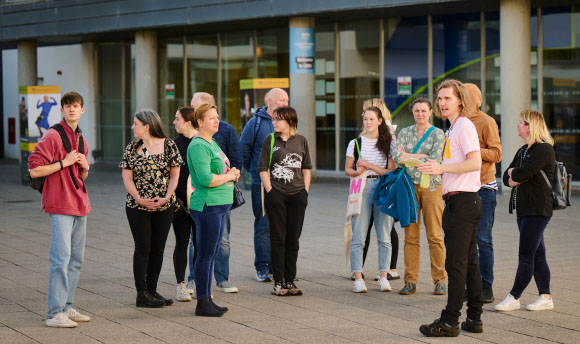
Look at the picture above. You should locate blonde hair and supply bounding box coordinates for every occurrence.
[434,79,473,118]
[192,103,218,129]
[363,98,391,121]
[520,110,554,146]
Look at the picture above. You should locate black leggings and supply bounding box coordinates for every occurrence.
[126,205,174,292]
[362,212,398,270]
[172,207,196,283]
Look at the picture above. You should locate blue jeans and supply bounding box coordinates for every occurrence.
[190,204,231,299]
[188,211,231,284]
[477,189,497,288]
[251,183,271,273]
[350,178,393,273]
[214,210,231,284]
[46,214,87,319]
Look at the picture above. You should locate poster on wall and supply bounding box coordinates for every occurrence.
[397,77,412,96]
[290,27,315,74]
[20,85,61,138]
[239,78,289,130]
[19,85,61,184]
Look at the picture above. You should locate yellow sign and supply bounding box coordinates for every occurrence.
[240,78,289,90]
[19,85,61,94]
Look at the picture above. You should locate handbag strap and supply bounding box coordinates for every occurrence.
[411,126,436,154]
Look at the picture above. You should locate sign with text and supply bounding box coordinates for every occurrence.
[397,76,412,95]
[290,27,315,74]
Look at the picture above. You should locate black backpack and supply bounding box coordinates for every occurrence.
[30,123,86,193]
[540,161,572,210]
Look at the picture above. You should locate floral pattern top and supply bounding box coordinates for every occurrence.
[391,124,445,185]
[119,139,184,211]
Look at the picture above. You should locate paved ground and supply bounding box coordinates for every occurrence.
[1,159,579,344]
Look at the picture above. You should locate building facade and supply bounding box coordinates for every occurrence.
[1,0,579,180]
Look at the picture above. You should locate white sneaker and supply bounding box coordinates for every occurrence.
[353,279,368,293]
[46,312,78,328]
[186,280,196,295]
[378,277,392,292]
[176,282,192,302]
[495,294,520,312]
[526,295,554,311]
[64,308,90,322]
[216,281,239,293]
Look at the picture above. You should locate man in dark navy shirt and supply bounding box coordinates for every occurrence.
[189,92,242,294]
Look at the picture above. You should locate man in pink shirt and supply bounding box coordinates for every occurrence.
[417,79,483,337]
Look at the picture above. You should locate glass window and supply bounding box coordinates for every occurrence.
[98,42,133,162]
[187,34,218,108]
[384,17,428,129]
[315,23,336,170]
[221,31,255,132]
[432,13,481,128]
[542,6,580,180]
[256,27,289,79]
[158,37,185,137]
[339,20,380,168]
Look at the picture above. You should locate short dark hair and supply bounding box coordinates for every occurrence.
[61,92,84,107]
[178,106,195,125]
[273,106,298,129]
[409,97,432,111]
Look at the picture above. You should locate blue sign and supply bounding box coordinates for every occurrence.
[290,27,315,74]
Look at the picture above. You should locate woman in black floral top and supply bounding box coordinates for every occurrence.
[120,109,184,308]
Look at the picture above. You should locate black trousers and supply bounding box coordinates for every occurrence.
[362,216,398,270]
[265,188,308,283]
[172,207,196,283]
[440,192,483,325]
[126,205,174,292]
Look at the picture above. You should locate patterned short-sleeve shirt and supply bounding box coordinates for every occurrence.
[119,139,184,211]
[391,124,445,185]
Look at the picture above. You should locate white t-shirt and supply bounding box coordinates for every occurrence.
[346,136,392,176]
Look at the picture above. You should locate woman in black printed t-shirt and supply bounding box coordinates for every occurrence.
[258,106,312,296]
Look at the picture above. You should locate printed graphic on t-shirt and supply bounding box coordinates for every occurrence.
[271,153,302,184]
[443,137,451,160]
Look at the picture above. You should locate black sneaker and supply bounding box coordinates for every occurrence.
[271,281,289,296]
[461,318,483,333]
[419,318,460,337]
[285,281,303,296]
[482,287,494,303]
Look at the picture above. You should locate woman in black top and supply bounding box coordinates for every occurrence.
[258,106,312,296]
[171,107,197,302]
[120,109,184,308]
[495,110,556,312]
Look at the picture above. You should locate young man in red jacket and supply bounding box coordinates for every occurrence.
[29,92,92,328]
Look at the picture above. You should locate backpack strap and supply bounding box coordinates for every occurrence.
[252,116,263,148]
[268,133,275,169]
[50,123,82,191]
[539,169,552,190]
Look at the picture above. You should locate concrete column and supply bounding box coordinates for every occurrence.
[289,17,316,172]
[18,40,37,87]
[500,0,531,176]
[135,31,158,110]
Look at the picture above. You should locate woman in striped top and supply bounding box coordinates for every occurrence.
[345,106,396,293]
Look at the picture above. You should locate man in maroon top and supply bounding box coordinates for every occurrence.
[29,92,92,328]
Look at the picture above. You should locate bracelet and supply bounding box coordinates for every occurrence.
[59,160,64,170]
